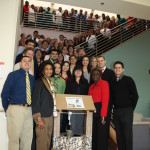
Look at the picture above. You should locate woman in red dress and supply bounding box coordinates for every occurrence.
[88,67,109,150]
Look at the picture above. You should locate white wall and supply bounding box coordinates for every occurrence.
[21,27,77,40]
[0,0,21,149]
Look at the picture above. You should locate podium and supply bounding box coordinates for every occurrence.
[53,94,95,150]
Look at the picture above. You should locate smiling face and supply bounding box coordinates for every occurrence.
[91,58,97,68]
[35,50,42,60]
[74,69,82,78]
[69,47,74,55]
[43,64,53,78]
[92,70,101,83]
[50,51,58,60]
[62,46,68,55]
[70,56,77,65]
[26,42,35,49]
[23,50,34,60]
[54,63,61,75]
[82,57,89,67]
[97,56,106,69]
[42,41,48,49]
[114,64,124,77]
[58,53,63,63]
[20,57,31,72]
[62,62,69,72]
[78,49,85,57]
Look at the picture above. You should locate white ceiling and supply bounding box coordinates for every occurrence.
[40,0,150,20]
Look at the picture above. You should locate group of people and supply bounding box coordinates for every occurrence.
[1,28,139,150]
[23,1,136,33]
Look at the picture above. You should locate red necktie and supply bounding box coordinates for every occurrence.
[101,69,104,74]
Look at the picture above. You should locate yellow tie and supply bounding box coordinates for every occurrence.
[26,72,31,105]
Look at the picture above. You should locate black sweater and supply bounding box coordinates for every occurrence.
[112,75,139,110]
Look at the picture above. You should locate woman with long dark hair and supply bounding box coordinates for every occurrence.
[32,60,56,150]
[65,65,89,135]
[34,49,42,79]
[61,61,71,82]
[88,67,109,150]
[82,55,91,83]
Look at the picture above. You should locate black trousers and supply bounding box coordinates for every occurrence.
[92,102,110,150]
[113,108,133,150]
[31,121,36,150]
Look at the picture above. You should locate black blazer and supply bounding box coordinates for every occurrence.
[65,78,89,95]
[102,68,115,85]
[101,67,116,108]
[32,78,54,118]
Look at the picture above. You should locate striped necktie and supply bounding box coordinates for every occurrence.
[26,72,31,105]
[54,77,58,93]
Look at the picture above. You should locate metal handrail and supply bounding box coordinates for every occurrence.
[23,12,102,33]
[75,19,150,57]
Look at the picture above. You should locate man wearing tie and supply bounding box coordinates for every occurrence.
[1,56,35,150]
[97,55,116,150]
[112,61,138,150]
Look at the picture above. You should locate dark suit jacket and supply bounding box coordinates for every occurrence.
[101,67,116,109]
[32,78,54,118]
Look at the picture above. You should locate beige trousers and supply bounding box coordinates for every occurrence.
[6,105,33,150]
[35,116,53,150]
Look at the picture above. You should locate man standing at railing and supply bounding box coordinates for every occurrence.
[77,9,86,32]
[69,8,76,31]
[86,30,96,57]
[23,1,29,25]
[28,4,35,27]
[56,7,63,27]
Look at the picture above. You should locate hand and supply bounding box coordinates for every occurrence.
[101,116,106,125]
[37,117,45,129]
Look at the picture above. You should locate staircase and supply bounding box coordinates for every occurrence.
[75,19,150,57]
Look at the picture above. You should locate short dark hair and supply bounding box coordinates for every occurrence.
[42,40,48,45]
[35,49,42,55]
[91,67,102,78]
[78,47,85,52]
[113,61,124,68]
[49,49,58,54]
[20,33,25,38]
[20,56,31,62]
[33,30,38,34]
[25,39,35,46]
[22,48,34,55]
[59,34,64,37]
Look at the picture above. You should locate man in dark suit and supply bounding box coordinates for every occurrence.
[97,55,116,150]
[112,61,138,150]
[76,47,86,66]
